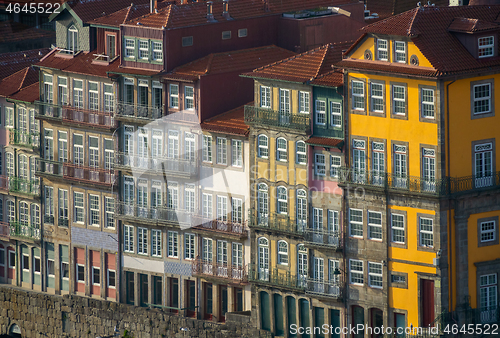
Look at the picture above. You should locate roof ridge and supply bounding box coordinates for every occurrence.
[123,4,133,24]
[407,7,419,36]
[313,44,330,80]
[205,53,215,74]
[164,4,172,28]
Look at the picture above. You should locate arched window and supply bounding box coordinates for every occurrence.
[277,240,288,265]
[296,189,307,230]
[31,204,40,229]
[19,202,29,225]
[257,237,269,281]
[276,137,287,161]
[18,154,28,181]
[6,152,14,177]
[257,183,268,225]
[258,134,268,158]
[296,141,306,164]
[7,200,15,224]
[68,25,78,52]
[297,244,308,285]
[277,186,287,214]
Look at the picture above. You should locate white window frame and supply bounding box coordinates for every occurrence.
[74,192,84,223]
[315,153,325,176]
[77,264,85,283]
[88,82,99,111]
[313,208,323,230]
[152,41,163,61]
[203,135,212,162]
[394,41,406,63]
[421,88,435,119]
[277,186,287,214]
[370,82,384,112]
[258,135,268,158]
[169,84,179,108]
[139,40,149,60]
[368,262,383,288]
[419,217,434,247]
[392,85,406,115]
[107,269,116,288]
[377,39,388,61]
[232,139,242,167]
[89,194,99,226]
[315,100,326,125]
[152,229,162,257]
[480,220,496,243]
[277,240,288,265]
[349,208,363,238]
[238,28,247,37]
[92,266,100,286]
[368,211,382,240]
[185,86,194,110]
[105,197,114,229]
[216,137,227,165]
[124,225,134,253]
[350,259,364,285]
[185,233,195,260]
[167,231,178,258]
[202,193,213,219]
[296,141,306,165]
[352,80,365,110]
[478,36,494,58]
[473,83,492,115]
[137,227,148,255]
[276,137,287,162]
[330,155,341,177]
[125,39,135,58]
[279,89,290,114]
[391,213,405,244]
[331,102,342,128]
[299,91,310,113]
[260,86,271,108]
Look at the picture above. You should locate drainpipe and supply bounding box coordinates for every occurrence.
[342,70,349,330]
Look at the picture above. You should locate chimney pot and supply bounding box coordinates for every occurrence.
[223,0,228,13]
[207,1,213,19]
[150,0,157,13]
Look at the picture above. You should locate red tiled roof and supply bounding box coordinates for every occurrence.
[243,42,351,86]
[8,82,40,103]
[364,0,448,20]
[0,21,55,44]
[309,70,344,87]
[0,66,39,97]
[200,103,250,136]
[164,45,295,81]
[90,1,174,27]
[306,137,343,148]
[0,48,50,80]
[448,17,499,33]
[336,59,439,77]
[352,5,500,76]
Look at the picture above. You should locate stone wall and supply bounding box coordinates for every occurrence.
[0,285,271,338]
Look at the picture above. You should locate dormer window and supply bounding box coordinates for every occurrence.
[377,39,388,61]
[478,36,494,58]
[68,25,78,52]
[394,41,406,63]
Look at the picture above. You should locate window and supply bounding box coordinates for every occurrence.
[7,200,15,224]
[258,135,268,158]
[185,233,195,260]
[297,244,308,281]
[257,184,269,225]
[232,243,243,268]
[6,152,13,177]
[88,82,99,111]
[276,138,287,161]
[58,131,68,162]
[167,231,178,258]
[232,140,242,167]
[74,192,84,223]
[73,134,84,165]
[202,238,213,262]
[139,40,148,59]
[393,145,407,188]
[106,34,116,58]
[124,78,134,104]
[473,83,492,115]
[391,274,406,284]
[391,214,405,244]
[202,193,213,219]
[232,198,243,224]
[182,36,193,47]
[68,25,78,52]
[170,84,179,108]
[152,81,162,110]
[330,156,341,177]
[315,100,326,125]
[419,218,433,247]
[422,148,436,191]
[368,262,383,288]
[277,186,287,214]
[392,85,406,116]
[167,130,179,159]
[368,211,382,240]
[217,240,228,266]
[43,74,53,103]
[203,135,212,162]
[328,210,339,234]
[89,136,99,168]
[260,86,271,108]
[125,39,135,58]
[331,102,342,127]
[238,28,247,37]
[92,266,100,286]
[104,139,114,170]
[352,80,364,110]
[23,253,29,271]
[1,247,7,268]
[478,36,494,58]
[314,257,324,281]
[377,39,388,61]
[185,86,194,110]
[5,107,13,127]
[124,225,134,253]
[421,88,435,118]
[105,197,114,228]
[58,189,68,225]
[89,195,99,226]
[217,196,228,221]
[152,229,162,257]
[315,153,325,176]
[279,89,290,114]
[72,80,83,108]
[185,132,195,161]
[108,270,116,288]
[350,209,363,237]
[480,220,496,242]
[329,259,340,283]
[44,187,54,221]
[34,255,41,275]
[350,259,363,285]
[394,41,406,63]
[370,83,384,112]
[479,274,497,312]
[58,77,68,105]
[222,31,231,39]
[137,227,148,255]
[217,137,227,165]
[313,208,323,230]
[153,41,163,61]
[9,250,15,268]
[296,141,306,164]
[475,142,493,188]
[31,204,40,229]
[277,240,288,265]
[77,264,85,282]
[299,91,310,113]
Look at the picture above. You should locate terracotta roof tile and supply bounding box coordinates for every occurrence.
[201,103,250,136]
[90,1,174,27]
[365,0,448,20]
[0,48,50,80]
[243,42,351,85]
[0,66,39,97]
[448,17,499,33]
[164,45,295,81]
[0,21,55,44]
[309,70,344,87]
[306,137,343,148]
[8,82,40,103]
[336,59,438,77]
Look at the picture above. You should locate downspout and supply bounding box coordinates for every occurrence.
[342,69,349,330]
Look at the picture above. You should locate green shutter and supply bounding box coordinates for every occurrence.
[299,299,310,338]
[315,307,325,338]
[260,291,271,331]
[274,294,284,335]
[330,309,341,338]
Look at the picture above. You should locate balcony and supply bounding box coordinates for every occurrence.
[244,105,311,134]
[248,209,304,236]
[35,101,117,129]
[305,278,343,300]
[8,129,39,149]
[0,222,9,240]
[0,176,9,191]
[115,102,164,122]
[116,201,196,227]
[9,177,40,197]
[304,229,342,250]
[36,159,116,187]
[114,153,198,177]
[9,222,41,241]
[248,264,305,291]
[192,259,248,284]
[193,219,248,239]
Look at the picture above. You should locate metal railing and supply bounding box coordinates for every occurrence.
[0,222,9,239]
[192,259,247,282]
[304,228,342,249]
[9,177,40,196]
[9,222,41,240]
[116,201,196,226]
[116,102,164,120]
[0,176,9,191]
[36,159,116,186]
[434,305,500,333]
[35,101,117,128]
[248,264,305,290]
[244,105,311,134]
[193,219,248,238]
[114,152,198,176]
[305,278,342,298]
[248,209,305,235]
[9,129,40,148]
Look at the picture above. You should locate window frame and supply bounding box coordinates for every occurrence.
[377,39,388,61]
[231,139,243,167]
[277,240,288,265]
[420,86,436,120]
[124,224,134,253]
[368,262,383,289]
[315,100,326,125]
[296,141,306,165]
[331,101,342,128]
[107,269,116,288]
[167,231,179,258]
[169,84,179,108]
[257,134,268,158]
[351,80,365,111]
[299,91,310,113]
[370,81,385,114]
[202,135,212,163]
[478,36,494,58]
[276,137,287,162]
[216,137,227,165]
[471,79,494,119]
[391,213,406,245]
[349,259,364,285]
[184,233,195,260]
[77,264,85,283]
[92,266,100,286]
[89,194,100,227]
[368,211,382,241]
[349,208,363,238]
[419,217,434,248]
[260,86,271,108]
[315,153,326,176]
[137,227,148,255]
[125,38,135,59]
[394,41,406,63]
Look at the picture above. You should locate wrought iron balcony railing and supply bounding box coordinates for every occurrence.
[36,159,116,187]
[304,228,342,249]
[248,209,305,235]
[192,259,247,282]
[116,201,196,226]
[193,219,248,238]
[116,102,164,121]
[0,176,9,191]
[9,222,41,240]
[8,177,40,196]
[114,152,198,176]
[35,101,117,129]
[248,264,305,291]
[0,222,9,239]
[244,105,311,134]
[305,278,342,299]
[8,129,40,148]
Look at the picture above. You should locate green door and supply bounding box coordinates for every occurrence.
[260,291,271,331]
[314,307,325,338]
[330,309,340,338]
[299,299,310,338]
[287,296,297,337]
[274,294,284,335]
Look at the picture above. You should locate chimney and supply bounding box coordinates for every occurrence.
[223,0,228,14]
[207,1,214,20]
[150,0,157,13]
